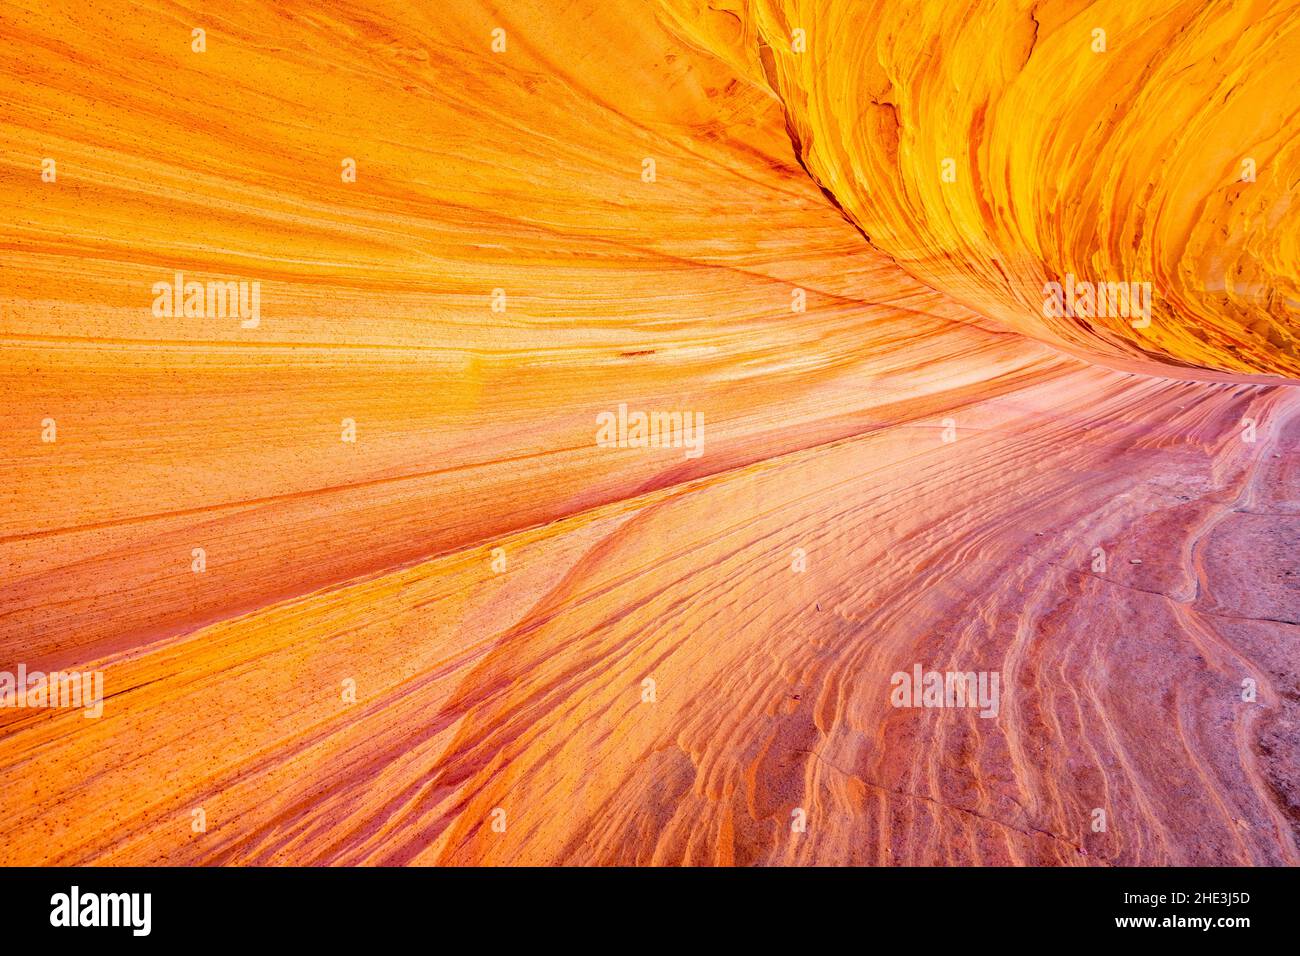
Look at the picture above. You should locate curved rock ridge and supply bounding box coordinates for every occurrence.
[663,0,1300,378]
[0,0,1296,866]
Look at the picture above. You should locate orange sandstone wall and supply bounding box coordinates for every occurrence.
[0,0,1296,865]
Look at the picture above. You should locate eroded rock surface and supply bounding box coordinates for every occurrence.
[0,0,1296,865]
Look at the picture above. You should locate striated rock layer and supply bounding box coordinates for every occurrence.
[0,0,1296,865]
[663,0,1300,377]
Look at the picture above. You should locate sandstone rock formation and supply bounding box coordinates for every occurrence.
[0,0,1295,865]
